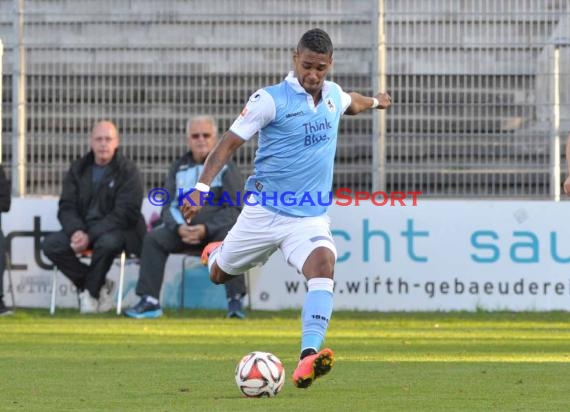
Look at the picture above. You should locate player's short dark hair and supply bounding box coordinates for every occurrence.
[297,28,333,55]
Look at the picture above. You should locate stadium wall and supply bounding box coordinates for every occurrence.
[0,0,568,198]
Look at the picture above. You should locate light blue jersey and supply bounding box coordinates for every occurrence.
[230,72,351,217]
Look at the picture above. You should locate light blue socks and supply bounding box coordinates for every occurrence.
[301,278,334,353]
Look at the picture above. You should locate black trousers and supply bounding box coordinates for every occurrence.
[0,230,5,298]
[43,230,142,298]
[135,226,246,302]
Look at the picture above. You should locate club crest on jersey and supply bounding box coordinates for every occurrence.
[325,98,336,113]
[255,181,264,192]
[249,93,261,103]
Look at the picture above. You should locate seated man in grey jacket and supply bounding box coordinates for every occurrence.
[125,115,247,319]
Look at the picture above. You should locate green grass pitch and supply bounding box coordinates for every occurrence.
[1,310,570,411]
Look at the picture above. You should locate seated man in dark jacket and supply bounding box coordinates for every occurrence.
[124,115,247,319]
[0,164,11,315]
[43,120,146,314]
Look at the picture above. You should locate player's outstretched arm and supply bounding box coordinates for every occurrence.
[564,133,570,195]
[345,92,391,115]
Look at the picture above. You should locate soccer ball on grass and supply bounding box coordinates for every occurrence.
[235,351,285,397]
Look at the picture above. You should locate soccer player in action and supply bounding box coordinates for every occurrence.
[181,28,391,388]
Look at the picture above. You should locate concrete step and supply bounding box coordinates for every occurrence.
[21,157,554,198]
[13,130,557,164]
[0,45,551,76]
[386,0,566,14]
[0,0,372,18]
[385,132,553,159]
[10,73,534,105]
[1,0,564,18]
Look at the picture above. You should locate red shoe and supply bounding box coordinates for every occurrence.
[200,241,223,265]
[292,348,335,389]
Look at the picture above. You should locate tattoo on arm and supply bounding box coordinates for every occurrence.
[201,133,243,184]
[202,150,226,183]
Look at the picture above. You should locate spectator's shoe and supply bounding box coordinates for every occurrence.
[226,297,246,319]
[79,290,99,314]
[98,279,116,313]
[124,296,163,319]
[292,348,335,389]
[201,241,223,265]
[0,297,13,316]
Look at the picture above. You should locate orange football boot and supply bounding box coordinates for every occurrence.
[200,241,223,265]
[292,348,335,389]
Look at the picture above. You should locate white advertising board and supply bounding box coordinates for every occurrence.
[250,201,570,311]
[4,198,570,311]
[1,198,221,309]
